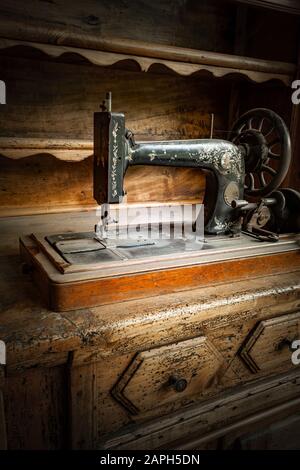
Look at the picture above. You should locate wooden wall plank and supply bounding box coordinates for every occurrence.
[0,56,229,141]
[0,1,297,62]
[0,1,298,214]
[0,0,236,54]
[287,31,300,191]
[0,56,229,214]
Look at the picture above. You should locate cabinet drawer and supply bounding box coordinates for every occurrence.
[240,311,300,374]
[111,336,225,415]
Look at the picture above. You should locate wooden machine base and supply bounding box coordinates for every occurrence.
[19,232,300,311]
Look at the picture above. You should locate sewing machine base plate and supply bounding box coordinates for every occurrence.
[20,232,300,311]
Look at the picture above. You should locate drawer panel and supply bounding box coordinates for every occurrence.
[111,336,225,415]
[240,311,300,373]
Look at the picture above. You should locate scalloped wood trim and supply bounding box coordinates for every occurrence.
[0,38,294,84]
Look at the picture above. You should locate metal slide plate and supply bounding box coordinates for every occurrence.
[46,232,207,265]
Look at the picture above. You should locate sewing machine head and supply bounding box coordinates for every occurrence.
[94,101,292,236]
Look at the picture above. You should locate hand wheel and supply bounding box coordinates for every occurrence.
[230,108,291,197]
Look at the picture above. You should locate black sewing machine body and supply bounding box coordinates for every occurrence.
[94,112,245,235]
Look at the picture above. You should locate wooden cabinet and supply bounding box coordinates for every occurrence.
[229,414,300,450]
[0,214,300,449]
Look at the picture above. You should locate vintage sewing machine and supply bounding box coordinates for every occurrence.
[20,101,300,311]
[93,103,298,238]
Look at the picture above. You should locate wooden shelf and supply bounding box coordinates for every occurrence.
[0,9,295,85]
[0,137,92,161]
[0,36,295,85]
[0,15,296,162]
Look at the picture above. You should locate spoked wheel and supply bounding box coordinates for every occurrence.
[230,108,291,197]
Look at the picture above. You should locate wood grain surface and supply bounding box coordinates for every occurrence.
[20,233,300,311]
[0,1,298,216]
[0,55,226,215]
[0,0,298,62]
[0,212,300,448]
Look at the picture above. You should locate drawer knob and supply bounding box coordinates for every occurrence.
[277,338,293,352]
[168,376,188,393]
